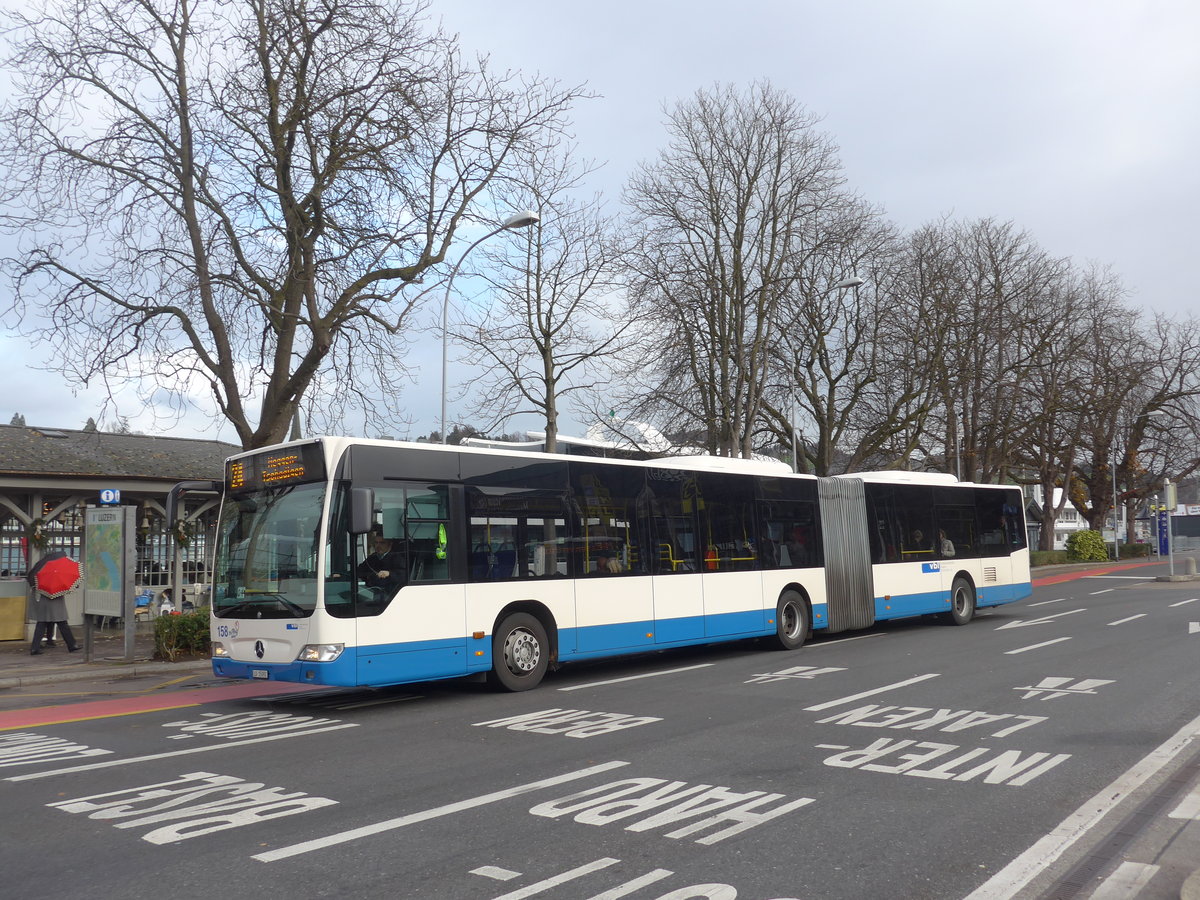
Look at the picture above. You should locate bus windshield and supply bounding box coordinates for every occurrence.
[212,482,325,618]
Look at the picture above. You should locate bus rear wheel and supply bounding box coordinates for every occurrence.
[947,577,976,625]
[489,612,549,691]
[773,590,810,650]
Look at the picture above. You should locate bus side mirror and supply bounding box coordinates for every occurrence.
[350,487,375,535]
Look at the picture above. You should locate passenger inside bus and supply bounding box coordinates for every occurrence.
[938,529,956,557]
[781,526,810,566]
[905,529,933,557]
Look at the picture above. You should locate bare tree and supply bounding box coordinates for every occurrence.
[0,0,582,448]
[760,204,920,475]
[1109,315,1200,539]
[1016,266,1118,549]
[1069,300,1156,532]
[621,81,851,457]
[918,219,1067,484]
[452,144,631,452]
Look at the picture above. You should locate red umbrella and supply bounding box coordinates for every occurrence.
[26,551,82,598]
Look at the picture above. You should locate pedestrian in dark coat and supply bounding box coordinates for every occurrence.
[29,592,79,655]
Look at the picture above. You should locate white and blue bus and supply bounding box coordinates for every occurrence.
[170,437,1030,691]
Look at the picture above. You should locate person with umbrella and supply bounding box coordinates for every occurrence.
[26,551,81,655]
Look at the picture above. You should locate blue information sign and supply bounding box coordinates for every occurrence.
[99,488,121,506]
[1158,510,1169,556]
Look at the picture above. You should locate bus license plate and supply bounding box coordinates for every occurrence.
[252,669,269,679]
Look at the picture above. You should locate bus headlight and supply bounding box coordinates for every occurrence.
[298,643,344,662]
[211,642,229,658]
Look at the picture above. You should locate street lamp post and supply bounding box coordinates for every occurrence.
[1111,448,1120,560]
[440,210,539,444]
[790,275,864,473]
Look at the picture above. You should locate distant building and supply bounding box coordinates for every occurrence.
[0,422,236,584]
[1027,486,1088,550]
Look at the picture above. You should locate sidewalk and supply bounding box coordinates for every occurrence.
[0,622,211,689]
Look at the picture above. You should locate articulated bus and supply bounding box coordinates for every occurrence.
[170,437,1030,692]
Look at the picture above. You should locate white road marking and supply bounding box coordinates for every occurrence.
[1169,598,1198,607]
[1004,638,1072,655]
[252,760,630,862]
[1087,861,1159,899]
[472,866,520,881]
[811,633,885,646]
[1191,622,1200,635]
[490,858,621,900]
[1016,678,1113,700]
[584,867,675,899]
[1084,575,1156,580]
[1107,614,1147,626]
[557,664,714,692]
[963,709,1200,899]
[1168,786,1200,820]
[803,674,941,712]
[995,609,1086,630]
[5,723,359,782]
[1027,598,1066,607]
[1089,589,1114,595]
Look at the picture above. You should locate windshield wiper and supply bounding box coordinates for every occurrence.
[274,595,305,615]
[216,595,305,618]
[216,600,262,618]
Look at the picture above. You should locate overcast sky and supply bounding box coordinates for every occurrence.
[2,0,1197,443]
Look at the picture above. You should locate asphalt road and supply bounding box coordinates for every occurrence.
[2,562,1198,899]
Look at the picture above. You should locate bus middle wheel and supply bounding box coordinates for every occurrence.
[490,612,549,691]
[773,589,810,650]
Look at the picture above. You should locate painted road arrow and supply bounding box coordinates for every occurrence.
[995,608,1088,630]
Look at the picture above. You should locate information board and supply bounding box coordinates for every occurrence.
[83,506,136,618]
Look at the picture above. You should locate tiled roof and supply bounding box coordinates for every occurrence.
[0,425,238,481]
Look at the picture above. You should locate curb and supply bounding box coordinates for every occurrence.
[0,659,212,689]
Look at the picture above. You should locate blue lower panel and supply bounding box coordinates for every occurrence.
[576,620,655,653]
[560,612,772,663]
[357,642,466,686]
[704,609,769,638]
[656,615,704,643]
[876,590,947,620]
[978,581,1032,606]
[873,581,1033,622]
[212,638,467,688]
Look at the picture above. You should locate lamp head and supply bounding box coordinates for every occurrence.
[502,210,540,230]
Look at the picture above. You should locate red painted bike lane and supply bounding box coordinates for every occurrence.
[0,681,322,732]
[1031,559,1161,587]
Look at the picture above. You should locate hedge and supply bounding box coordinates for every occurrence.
[154,609,211,661]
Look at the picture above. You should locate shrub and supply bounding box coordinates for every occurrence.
[154,608,210,661]
[1065,529,1109,562]
[1030,550,1069,567]
[1121,542,1152,558]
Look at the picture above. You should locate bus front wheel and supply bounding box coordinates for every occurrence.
[490,613,549,691]
[773,590,810,650]
[947,577,976,625]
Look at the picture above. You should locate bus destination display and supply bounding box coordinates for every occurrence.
[226,442,326,492]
